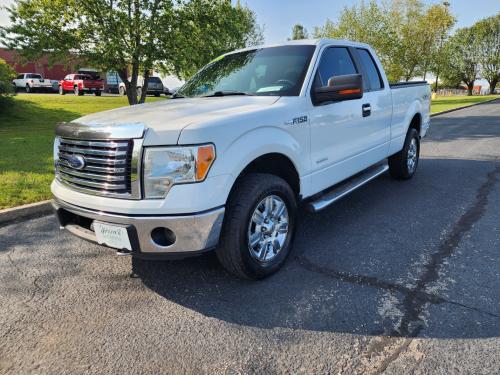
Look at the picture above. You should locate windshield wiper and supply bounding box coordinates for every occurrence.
[202,90,255,97]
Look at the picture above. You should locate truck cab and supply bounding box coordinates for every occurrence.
[52,39,430,279]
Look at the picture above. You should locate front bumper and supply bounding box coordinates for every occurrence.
[53,198,225,259]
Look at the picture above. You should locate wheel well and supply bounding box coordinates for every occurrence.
[409,113,421,136]
[234,153,300,197]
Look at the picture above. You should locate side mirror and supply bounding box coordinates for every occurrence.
[313,74,363,105]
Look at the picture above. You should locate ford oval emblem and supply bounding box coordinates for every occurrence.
[67,154,86,170]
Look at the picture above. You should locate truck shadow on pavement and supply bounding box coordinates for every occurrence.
[132,158,500,339]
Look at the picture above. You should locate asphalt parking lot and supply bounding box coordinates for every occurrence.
[1,100,499,374]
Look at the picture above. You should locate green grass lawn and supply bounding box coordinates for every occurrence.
[430,94,497,114]
[0,93,498,209]
[0,94,165,209]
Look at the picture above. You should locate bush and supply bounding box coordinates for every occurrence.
[0,58,16,98]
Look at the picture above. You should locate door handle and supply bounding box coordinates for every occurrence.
[362,103,371,117]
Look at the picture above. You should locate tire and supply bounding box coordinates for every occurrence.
[216,173,298,279]
[119,86,126,96]
[95,90,101,96]
[74,86,83,96]
[154,92,160,97]
[136,87,142,98]
[59,86,65,95]
[388,128,420,180]
[25,84,31,93]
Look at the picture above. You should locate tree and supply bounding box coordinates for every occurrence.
[313,0,454,83]
[290,24,308,40]
[441,27,481,96]
[474,14,500,94]
[0,0,262,105]
[419,2,455,89]
[0,58,16,100]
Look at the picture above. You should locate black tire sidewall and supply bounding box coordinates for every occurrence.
[224,174,298,279]
[403,129,420,178]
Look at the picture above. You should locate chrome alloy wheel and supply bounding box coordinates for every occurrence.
[247,195,289,263]
[407,137,418,173]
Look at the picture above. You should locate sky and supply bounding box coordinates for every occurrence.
[1,0,499,44]
[235,0,500,44]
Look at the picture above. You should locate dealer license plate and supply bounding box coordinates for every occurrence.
[93,221,132,251]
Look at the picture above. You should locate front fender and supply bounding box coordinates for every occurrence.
[210,126,307,199]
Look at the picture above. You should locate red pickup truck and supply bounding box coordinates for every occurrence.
[59,74,104,96]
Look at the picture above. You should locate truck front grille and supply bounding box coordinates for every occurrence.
[56,138,139,198]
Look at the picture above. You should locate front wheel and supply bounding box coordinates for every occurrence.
[216,173,297,279]
[59,86,65,95]
[119,86,126,96]
[25,84,31,93]
[388,128,420,180]
[95,90,101,96]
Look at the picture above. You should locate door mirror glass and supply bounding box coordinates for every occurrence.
[313,74,363,105]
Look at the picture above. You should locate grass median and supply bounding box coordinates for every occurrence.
[0,93,498,209]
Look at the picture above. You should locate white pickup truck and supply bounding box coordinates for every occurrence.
[12,73,54,92]
[52,39,430,279]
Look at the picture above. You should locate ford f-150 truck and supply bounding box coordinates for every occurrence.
[12,73,54,92]
[52,39,430,279]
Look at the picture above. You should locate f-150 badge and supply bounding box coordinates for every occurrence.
[285,115,308,126]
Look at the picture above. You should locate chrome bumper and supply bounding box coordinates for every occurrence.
[53,198,224,258]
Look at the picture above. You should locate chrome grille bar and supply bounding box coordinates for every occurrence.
[56,136,143,199]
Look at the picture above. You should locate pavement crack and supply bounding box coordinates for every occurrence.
[397,164,500,337]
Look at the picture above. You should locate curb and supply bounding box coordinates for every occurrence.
[0,200,53,226]
[430,97,499,117]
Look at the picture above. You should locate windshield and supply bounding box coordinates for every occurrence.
[148,77,162,84]
[177,45,315,98]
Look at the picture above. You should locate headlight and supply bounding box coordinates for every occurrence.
[143,144,215,198]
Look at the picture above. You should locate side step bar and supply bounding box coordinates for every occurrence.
[307,163,389,212]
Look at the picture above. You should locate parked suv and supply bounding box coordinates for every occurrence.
[52,39,430,279]
[12,73,53,93]
[119,76,165,97]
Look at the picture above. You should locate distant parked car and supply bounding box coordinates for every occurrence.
[119,76,165,97]
[59,74,104,96]
[12,73,54,93]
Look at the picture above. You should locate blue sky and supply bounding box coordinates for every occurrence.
[237,0,500,44]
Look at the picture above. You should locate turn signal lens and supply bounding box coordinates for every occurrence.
[196,145,216,181]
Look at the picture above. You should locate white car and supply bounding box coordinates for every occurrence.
[52,39,431,279]
[12,73,54,93]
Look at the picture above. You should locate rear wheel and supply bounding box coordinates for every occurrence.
[389,128,420,180]
[154,92,160,97]
[119,86,126,96]
[25,84,31,93]
[95,90,101,96]
[216,173,297,279]
[74,86,83,96]
[136,87,142,98]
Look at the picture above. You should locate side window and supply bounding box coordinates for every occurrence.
[17,74,24,79]
[315,47,357,87]
[356,48,383,90]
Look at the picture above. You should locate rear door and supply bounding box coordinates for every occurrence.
[352,47,392,158]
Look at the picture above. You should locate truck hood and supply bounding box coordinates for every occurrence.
[73,96,280,144]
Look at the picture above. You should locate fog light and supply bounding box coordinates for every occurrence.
[151,227,176,247]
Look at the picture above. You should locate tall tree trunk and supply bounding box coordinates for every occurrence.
[434,71,439,93]
[138,69,150,104]
[488,79,498,95]
[467,82,474,96]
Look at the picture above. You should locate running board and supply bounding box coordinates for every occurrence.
[307,163,389,212]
